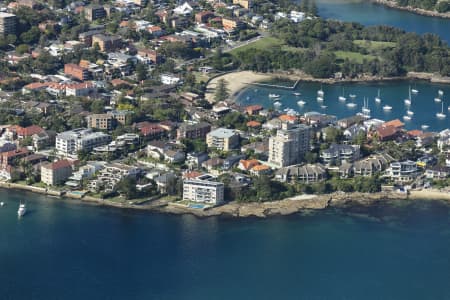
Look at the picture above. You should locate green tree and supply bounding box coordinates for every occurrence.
[116,177,138,200]
[214,79,230,102]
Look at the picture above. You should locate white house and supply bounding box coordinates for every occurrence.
[160,74,181,85]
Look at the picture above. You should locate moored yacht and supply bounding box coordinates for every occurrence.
[317,86,324,97]
[438,90,444,96]
[436,102,446,119]
[404,87,412,105]
[297,100,306,106]
[338,88,346,101]
[18,203,26,217]
[375,89,381,103]
[403,115,411,121]
[317,96,324,102]
[435,97,442,103]
[383,105,392,111]
[269,94,280,99]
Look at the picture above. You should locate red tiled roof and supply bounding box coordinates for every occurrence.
[239,159,260,170]
[384,119,404,129]
[44,159,72,171]
[377,125,398,139]
[246,121,261,127]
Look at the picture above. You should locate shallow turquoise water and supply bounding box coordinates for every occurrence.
[314,0,450,42]
[237,80,450,131]
[1,190,450,299]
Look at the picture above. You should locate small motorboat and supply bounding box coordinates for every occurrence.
[435,97,442,103]
[321,105,327,109]
[383,105,392,111]
[338,96,346,101]
[421,125,429,130]
[346,102,357,108]
[404,99,411,106]
[273,101,282,106]
[349,94,356,99]
[317,88,324,97]
[407,110,414,116]
[269,93,280,99]
[317,97,324,102]
[0,202,4,207]
[293,92,301,96]
[438,90,444,96]
[297,100,306,106]
[403,115,411,121]
[411,89,418,94]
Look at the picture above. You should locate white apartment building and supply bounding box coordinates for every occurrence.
[387,161,419,183]
[269,123,311,168]
[206,128,239,151]
[56,128,111,158]
[89,163,140,192]
[183,179,224,205]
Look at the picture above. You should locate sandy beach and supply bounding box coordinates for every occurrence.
[205,71,272,103]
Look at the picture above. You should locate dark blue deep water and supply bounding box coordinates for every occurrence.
[314,0,450,42]
[1,190,450,299]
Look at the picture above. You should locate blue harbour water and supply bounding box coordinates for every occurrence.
[238,80,450,131]
[314,0,450,43]
[1,191,450,299]
[2,2,450,299]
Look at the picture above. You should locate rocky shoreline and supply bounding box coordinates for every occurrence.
[369,0,450,19]
[2,181,450,218]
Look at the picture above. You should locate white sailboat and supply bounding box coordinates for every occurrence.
[362,97,371,114]
[18,203,26,217]
[435,97,442,103]
[317,96,324,102]
[404,86,411,106]
[297,100,306,106]
[438,90,444,96]
[338,88,346,101]
[436,102,446,119]
[375,89,381,103]
[317,85,324,97]
[407,110,414,116]
[411,86,419,94]
[403,115,411,121]
[383,105,392,111]
[273,101,282,107]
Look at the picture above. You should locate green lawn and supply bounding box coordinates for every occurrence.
[354,40,397,51]
[334,51,377,63]
[230,37,285,55]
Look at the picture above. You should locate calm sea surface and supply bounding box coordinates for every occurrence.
[2,2,450,299]
[1,190,450,299]
[237,80,450,131]
[314,0,450,42]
